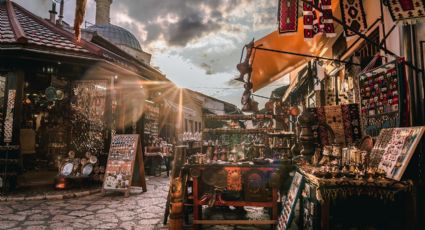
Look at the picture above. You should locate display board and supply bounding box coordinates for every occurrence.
[277,172,304,230]
[102,134,146,196]
[370,127,425,181]
[359,60,407,137]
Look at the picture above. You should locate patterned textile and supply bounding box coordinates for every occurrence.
[225,167,242,191]
[340,0,368,36]
[359,60,408,137]
[341,104,361,143]
[324,105,345,144]
[308,104,362,146]
[387,0,425,24]
[319,0,336,37]
[4,90,16,143]
[303,0,336,39]
[278,0,299,34]
[303,0,315,39]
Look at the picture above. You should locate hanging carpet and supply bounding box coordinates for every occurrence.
[340,0,368,36]
[387,0,425,24]
[278,0,299,34]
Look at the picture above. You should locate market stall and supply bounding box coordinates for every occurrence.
[0,0,165,193]
[277,125,424,230]
[177,114,296,229]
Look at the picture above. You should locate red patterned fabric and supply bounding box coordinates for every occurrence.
[303,0,315,39]
[303,0,335,40]
[225,167,242,191]
[387,0,425,24]
[340,0,368,37]
[319,0,335,37]
[278,0,299,34]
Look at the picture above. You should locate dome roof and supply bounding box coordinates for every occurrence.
[87,24,142,50]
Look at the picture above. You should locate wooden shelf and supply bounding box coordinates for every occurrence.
[203,128,273,134]
[0,159,19,163]
[193,220,277,225]
[267,132,295,137]
[198,199,274,207]
[204,114,273,120]
[0,172,18,176]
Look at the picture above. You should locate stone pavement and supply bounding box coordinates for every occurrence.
[0,176,169,230]
[0,175,286,230]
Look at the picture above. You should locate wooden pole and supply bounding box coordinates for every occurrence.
[164,145,187,229]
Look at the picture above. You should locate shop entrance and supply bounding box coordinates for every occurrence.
[20,72,71,186]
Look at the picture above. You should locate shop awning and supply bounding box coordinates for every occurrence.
[251,0,342,92]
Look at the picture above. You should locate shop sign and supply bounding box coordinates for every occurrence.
[102,134,146,197]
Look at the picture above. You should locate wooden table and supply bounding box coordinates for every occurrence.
[187,163,281,229]
[297,166,415,230]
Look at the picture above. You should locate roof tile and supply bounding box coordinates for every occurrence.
[13,5,87,51]
[0,5,15,43]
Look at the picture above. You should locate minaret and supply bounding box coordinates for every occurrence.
[95,0,112,25]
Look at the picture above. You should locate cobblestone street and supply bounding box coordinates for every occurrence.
[0,176,169,230]
[0,175,279,230]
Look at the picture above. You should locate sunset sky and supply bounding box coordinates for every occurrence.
[15,0,289,107]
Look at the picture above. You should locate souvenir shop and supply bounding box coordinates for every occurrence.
[0,57,118,191]
[0,59,153,191]
[0,0,164,192]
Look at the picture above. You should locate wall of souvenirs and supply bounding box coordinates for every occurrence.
[144,103,159,137]
[359,60,408,137]
[200,115,294,163]
[70,80,107,156]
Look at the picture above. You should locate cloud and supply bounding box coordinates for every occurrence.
[14,0,281,107]
[167,13,222,46]
[74,0,277,76]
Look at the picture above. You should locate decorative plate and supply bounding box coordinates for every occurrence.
[61,162,74,176]
[89,155,98,164]
[56,90,64,100]
[82,163,94,176]
[68,151,75,159]
[45,86,57,101]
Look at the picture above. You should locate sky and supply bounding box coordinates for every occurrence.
[15,0,289,108]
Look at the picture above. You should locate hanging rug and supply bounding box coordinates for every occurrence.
[340,0,368,36]
[387,0,425,24]
[278,0,299,34]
